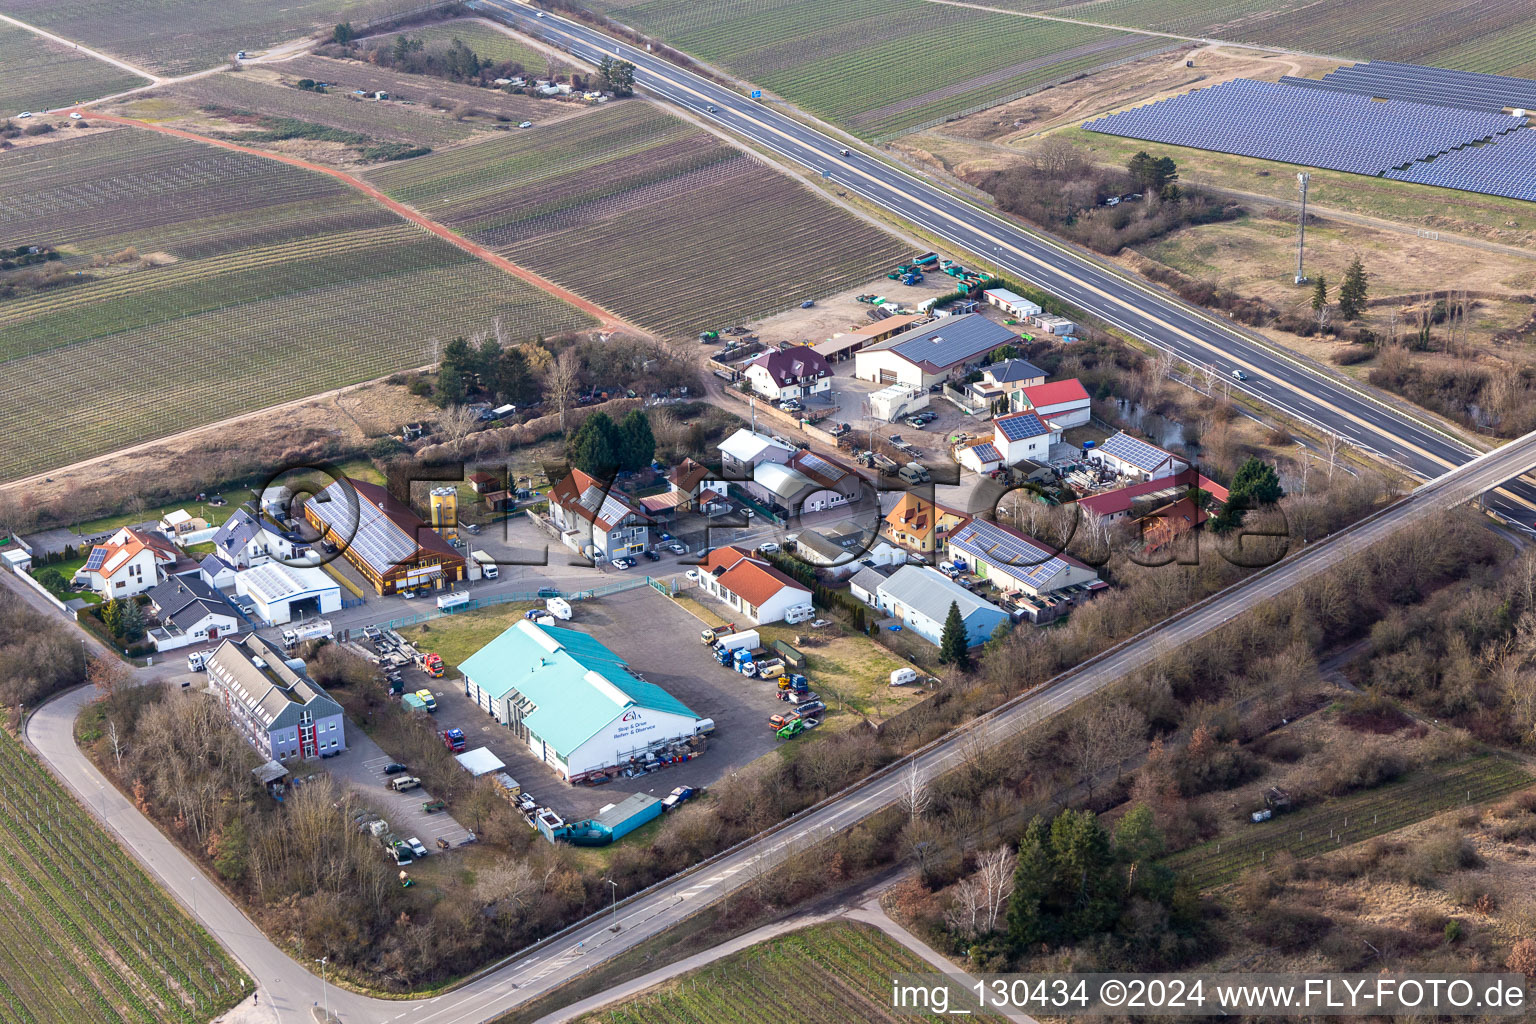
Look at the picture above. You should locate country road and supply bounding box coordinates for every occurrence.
[21,420,1536,1024]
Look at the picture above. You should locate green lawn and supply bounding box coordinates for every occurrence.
[384,20,552,72]
[399,602,538,675]
[69,498,235,539]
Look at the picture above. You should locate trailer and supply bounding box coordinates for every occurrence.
[544,596,572,620]
[470,550,499,580]
[437,591,470,611]
[714,629,759,654]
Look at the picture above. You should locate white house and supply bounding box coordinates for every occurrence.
[697,546,812,624]
[145,576,240,651]
[458,620,706,782]
[73,527,177,598]
[956,438,1004,475]
[1018,378,1091,429]
[946,518,1101,599]
[1091,431,1189,482]
[158,508,210,543]
[718,428,794,476]
[992,410,1061,466]
[982,288,1043,319]
[211,507,309,570]
[744,347,833,403]
[234,562,342,626]
[548,469,652,560]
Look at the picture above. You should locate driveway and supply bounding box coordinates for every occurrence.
[323,733,473,851]
[429,586,786,821]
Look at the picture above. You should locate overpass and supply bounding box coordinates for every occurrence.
[470,0,1536,531]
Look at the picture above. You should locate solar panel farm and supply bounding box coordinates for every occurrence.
[578,0,1176,138]
[365,103,907,335]
[0,126,594,481]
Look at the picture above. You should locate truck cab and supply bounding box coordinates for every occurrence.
[186,651,207,672]
[442,728,466,752]
[414,689,437,712]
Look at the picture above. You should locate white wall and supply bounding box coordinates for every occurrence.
[854,350,924,388]
[563,707,702,778]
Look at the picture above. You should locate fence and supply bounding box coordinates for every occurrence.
[8,567,69,614]
[364,577,655,633]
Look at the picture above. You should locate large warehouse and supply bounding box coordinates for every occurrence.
[853,313,1018,389]
[305,478,466,595]
[233,562,341,626]
[458,619,708,782]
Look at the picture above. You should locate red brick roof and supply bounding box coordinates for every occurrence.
[703,546,809,608]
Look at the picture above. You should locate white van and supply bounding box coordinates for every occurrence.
[783,603,815,625]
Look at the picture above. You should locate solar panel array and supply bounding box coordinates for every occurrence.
[1098,431,1171,472]
[1386,129,1536,202]
[795,451,844,481]
[308,481,417,574]
[995,411,1050,441]
[890,314,1016,369]
[1085,79,1522,177]
[950,519,1069,588]
[82,547,106,571]
[1278,62,1536,116]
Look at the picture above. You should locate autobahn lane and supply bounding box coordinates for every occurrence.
[472,0,1536,524]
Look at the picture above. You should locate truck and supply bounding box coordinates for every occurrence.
[280,618,333,649]
[437,591,469,611]
[470,550,498,580]
[413,689,437,712]
[714,629,759,654]
[186,651,207,672]
[699,623,737,644]
[442,728,466,752]
[416,651,445,678]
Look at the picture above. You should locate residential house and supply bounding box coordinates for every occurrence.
[854,314,1019,389]
[158,508,209,541]
[946,518,1100,603]
[958,357,1046,413]
[1091,431,1189,482]
[744,346,833,403]
[956,438,1004,475]
[547,469,652,561]
[749,449,862,517]
[212,507,309,570]
[873,565,1009,647]
[718,428,794,476]
[1018,378,1091,429]
[848,563,897,607]
[696,546,812,624]
[882,493,969,555]
[205,634,346,762]
[145,576,240,651]
[992,410,1061,466]
[73,527,177,598]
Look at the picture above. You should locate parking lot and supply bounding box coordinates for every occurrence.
[414,586,789,821]
[323,732,474,852]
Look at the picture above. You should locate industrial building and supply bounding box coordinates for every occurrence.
[305,478,466,595]
[853,313,1018,389]
[982,287,1042,319]
[205,633,346,763]
[458,620,708,782]
[233,562,341,626]
[869,564,1009,647]
[1090,432,1189,482]
[946,518,1101,599]
[748,449,861,517]
[813,312,928,363]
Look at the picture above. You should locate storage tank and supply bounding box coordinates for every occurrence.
[429,486,458,537]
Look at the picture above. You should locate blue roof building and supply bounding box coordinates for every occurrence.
[459,620,706,782]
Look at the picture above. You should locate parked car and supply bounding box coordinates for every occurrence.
[400,589,418,600]
[518,120,532,128]
[758,542,780,554]
[668,542,687,555]
[661,785,697,809]
[642,549,662,561]
[382,762,408,775]
[610,556,637,569]
[406,836,428,858]
[685,569,700,582]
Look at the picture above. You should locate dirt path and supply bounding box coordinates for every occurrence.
[78,111,636,331]
[0,11,162,83]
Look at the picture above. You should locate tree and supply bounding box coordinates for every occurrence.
[437,336,474,404]
[33,566,66,593]
[491,345,532,404]
[118,600,145,643]
[1007,816,1053,947]
[1159,181,1183,204]
[332,21,355,44]
[1211,456,1284,533]
[617,409,655,472]
[210,815,249,881]
[1310,274,1328,313]
[544,348,581,432]
[939,601,971,670]
[569,412,622,476]
[598,56,635,96]
[436,403,481,456]
[101,597,123,637]
[1127,151,1177,191]
[88,656,128,700]
[1338,256,1368,320]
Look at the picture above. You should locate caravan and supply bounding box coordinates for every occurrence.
[783,603,815,625]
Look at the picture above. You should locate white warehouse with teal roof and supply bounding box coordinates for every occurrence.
[458,619,707,782]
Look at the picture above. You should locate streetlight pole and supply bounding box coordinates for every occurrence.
[316,957,329,1022]
[607,879,620,931]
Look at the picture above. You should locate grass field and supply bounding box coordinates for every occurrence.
[573,921,949,1024]
[0,127,593,482]
[367,103,905,336]
[1026,0,1536,77]
[399,601,539,675]
[382,20,552,73]
[1163,755,1534,890]
[0,24,147,115]
[583,0,1173,138]
[0,0,428,77]
[0,727,247,1022]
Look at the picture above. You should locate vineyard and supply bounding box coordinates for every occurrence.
[581,0,1171,138]
[574,921,950,1024]
[0,24,147,114]
[1038,0,1536,77]
[0,128,593,481]
[1163,756,1534,891]
[0,0,429,76]
[367,104,906,336]
[0,727,247,1023]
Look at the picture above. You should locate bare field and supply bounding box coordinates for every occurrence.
[0,127,592,481]
[0,24,147,114]
[367,103,907,337]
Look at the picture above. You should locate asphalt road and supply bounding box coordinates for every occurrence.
[25,426,1536,1024]
[469,0,1536,528]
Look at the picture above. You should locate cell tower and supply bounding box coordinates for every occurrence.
[1294,172,1310,284]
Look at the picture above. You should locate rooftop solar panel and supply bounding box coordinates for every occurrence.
[796,452,841,479]
[950,519,1071,587]
[83,548,106,571]
[995,412,1049,441]
[1099,432,1171,472]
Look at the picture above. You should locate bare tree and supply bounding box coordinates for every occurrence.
[1066,700,1147,796]
[944,845,1016,940]
[544,348,581,433]
[88,656,127,701]
[436,403,481,456]
[1199,362,1218,394]
[900,761,929,820]
[1323,431,1343,480]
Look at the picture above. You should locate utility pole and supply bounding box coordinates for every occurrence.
[1294,171,1310,284]
[316,957,329,1022]
[607,878,620,931]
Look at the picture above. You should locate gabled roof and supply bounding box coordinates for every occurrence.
[213,508,264,555]
[985,358,1046,384]
[1076,467,1229,518]
[702,546,810,608]
[848,564,893,595]
[238,562,338,604]
[1020,378,1090,408]
[83,528,171,581]
[719,428,793,465]
[862,314,1017,373]
[205,634,342,732]
[549,469,650,532]
[199,552,234,578]
[147,575,224,618]
[121,527,178,563]
[458,620,697,755]
[948,518,1090,591]
[848,313,926,338]
[306,478,463,575]
[668,457,709,493]
[1098,431,1178,472]
[994,410,1053,442]
[754,461,814,502]
[750,346,832,386]
[884,493,967,543]
[788,449,854,489]
[877,564,1005,624]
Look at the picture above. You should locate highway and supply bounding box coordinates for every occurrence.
[24,424,1536,1024]
[470,0,1536,527]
